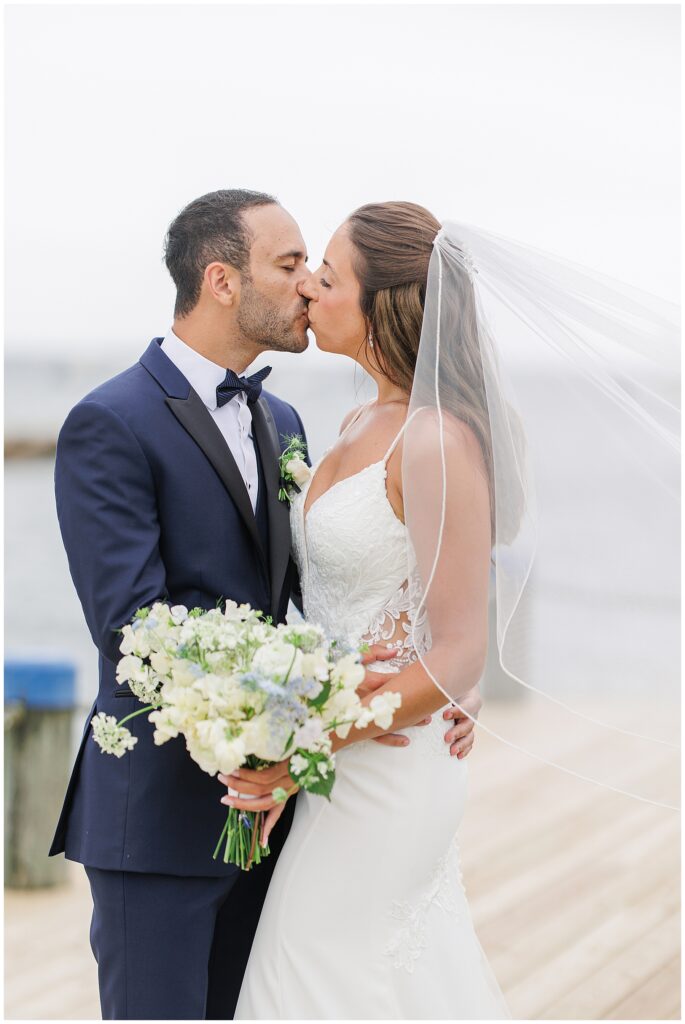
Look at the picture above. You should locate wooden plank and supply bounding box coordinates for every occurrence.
[465,799,674,927]
[473,811,678,963]
[501,875,679,1017]
[481,831,679,990]
[538,911,681,1019]
[605,954,681,1020]
[461,762,673,895]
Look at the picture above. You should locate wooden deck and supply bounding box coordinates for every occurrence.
[4,700,680,1020]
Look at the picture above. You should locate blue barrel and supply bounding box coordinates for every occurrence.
[5,657,76,710]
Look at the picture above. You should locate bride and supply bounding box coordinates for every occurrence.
[224,202,512,1019]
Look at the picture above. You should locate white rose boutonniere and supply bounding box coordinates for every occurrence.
[278,434,311,504]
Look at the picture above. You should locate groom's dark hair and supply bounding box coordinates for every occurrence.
[164,189,278,317]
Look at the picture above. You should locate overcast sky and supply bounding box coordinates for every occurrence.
[5,3,680,363]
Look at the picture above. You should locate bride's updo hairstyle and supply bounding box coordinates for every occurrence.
[346,201,496,540]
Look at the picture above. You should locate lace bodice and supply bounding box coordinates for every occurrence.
[290,405,430,669]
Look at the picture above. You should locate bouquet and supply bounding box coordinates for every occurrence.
[91,601,401,869]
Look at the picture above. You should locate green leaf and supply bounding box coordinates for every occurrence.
[301,768,335,800]
[281,730,296,758]
[308,679,331,710]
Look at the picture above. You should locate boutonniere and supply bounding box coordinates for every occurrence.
[278,434,311,504]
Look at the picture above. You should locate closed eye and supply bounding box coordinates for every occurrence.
[319,278,331,289]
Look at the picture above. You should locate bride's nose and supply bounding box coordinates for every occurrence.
[298,273,317,302]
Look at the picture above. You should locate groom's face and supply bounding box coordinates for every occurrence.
[236,204,311,354]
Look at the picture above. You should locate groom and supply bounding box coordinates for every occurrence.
[50,189,481,1020]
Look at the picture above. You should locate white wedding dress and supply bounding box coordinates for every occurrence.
[236,407,511,1020]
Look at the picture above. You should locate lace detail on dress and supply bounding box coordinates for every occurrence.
[362,558,431,671]
[384,838,467,973]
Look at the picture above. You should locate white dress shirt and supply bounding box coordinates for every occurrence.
[160,328,260,513]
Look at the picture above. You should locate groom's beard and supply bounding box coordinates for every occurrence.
[237,280,309,354]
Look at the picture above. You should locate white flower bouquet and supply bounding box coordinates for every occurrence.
[92,601,401,869]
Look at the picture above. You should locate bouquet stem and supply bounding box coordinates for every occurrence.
[213,808,270,871]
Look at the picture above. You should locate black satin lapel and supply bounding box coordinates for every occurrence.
[251,399,293,617]
[165,390,266,565]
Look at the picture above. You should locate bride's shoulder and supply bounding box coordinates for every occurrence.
[406,407,486,471]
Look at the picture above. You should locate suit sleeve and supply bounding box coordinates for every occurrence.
[55,400,169,664]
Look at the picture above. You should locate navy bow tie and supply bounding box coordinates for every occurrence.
[216,365,272,407]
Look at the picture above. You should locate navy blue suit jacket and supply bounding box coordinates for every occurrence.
[50,338,306,876]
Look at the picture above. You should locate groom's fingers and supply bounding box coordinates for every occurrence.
[360,644,398,665]
[357,669,395,698]
[373,713,432,746]
[374,733,410,747]
[444,719,475,745]
[451,734,475,759]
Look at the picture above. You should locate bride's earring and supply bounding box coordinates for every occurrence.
[367,328,374,349]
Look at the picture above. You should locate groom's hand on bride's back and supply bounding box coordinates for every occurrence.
[442,685,482,759]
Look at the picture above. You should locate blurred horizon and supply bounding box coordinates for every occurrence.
[5,3,680,362]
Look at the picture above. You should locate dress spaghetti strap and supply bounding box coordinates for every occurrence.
[382,407,423,464]
[339,400,373,438]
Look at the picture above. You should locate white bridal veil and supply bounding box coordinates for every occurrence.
[402,222,680,811]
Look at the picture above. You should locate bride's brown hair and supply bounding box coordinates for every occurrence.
[346,201,496,541]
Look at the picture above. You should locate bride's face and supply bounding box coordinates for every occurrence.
[300,224,368,356]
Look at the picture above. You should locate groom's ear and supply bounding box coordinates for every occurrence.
[204,261,241,307]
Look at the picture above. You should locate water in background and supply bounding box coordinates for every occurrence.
[4,353,679,714]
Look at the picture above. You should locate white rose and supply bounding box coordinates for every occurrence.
[285,458,311,487]
[170,605,188,624]
[185,719,242,777]
[252,640,303,681]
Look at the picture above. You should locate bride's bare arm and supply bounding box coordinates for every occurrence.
[338,414,491,749]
